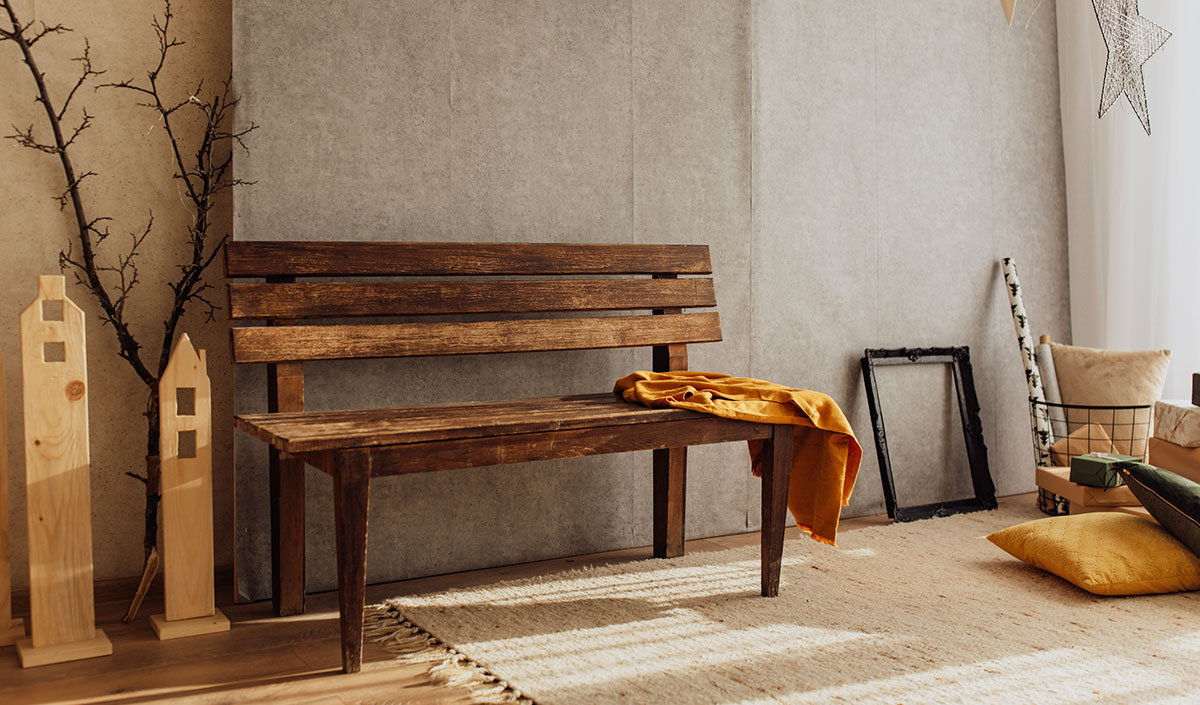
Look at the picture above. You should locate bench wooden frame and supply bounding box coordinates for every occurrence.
[227,241,795,674]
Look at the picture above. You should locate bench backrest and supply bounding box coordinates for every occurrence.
[225,242,721,367]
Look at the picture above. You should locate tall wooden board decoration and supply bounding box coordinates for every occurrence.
[0,352,28,646]
[17,275,111,667]
[150,334,229,639]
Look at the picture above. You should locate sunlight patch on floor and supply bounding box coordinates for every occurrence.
[468,615,876,691]
[723,648,1177,705]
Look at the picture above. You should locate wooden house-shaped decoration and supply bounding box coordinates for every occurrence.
[17,275,111,667]
[150,334,229,639]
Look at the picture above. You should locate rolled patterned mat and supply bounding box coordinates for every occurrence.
[1036,337,1067,436]
[1002,257,1052,464]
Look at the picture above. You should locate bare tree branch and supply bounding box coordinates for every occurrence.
[8,123,57,153]
[55,169,96,209]
[57,38,105,121]
[28,21,68,46]
[2,0,155,384]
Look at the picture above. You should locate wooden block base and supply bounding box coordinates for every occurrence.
[0,618,25,646]
[1035,466,1141,510]
[16,629,111,668]
[150,608,230,640]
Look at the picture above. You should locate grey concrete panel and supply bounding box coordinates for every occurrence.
[750,0,1069,521]
[633,0,754,539]
[232,364,271,602]
[987,0,1071,497]
[233,0,454,241]
[233,0,1068,600]
[750,0,881,521]
[449,0,633,240]
[233,0,757,600]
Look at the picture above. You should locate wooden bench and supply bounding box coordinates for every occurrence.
[227,242,796,674]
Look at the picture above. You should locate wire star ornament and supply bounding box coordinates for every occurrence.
[1092,0,1171,135]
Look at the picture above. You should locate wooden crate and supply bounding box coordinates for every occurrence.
[1148,437,1200,485]
[1035,466,1150,519]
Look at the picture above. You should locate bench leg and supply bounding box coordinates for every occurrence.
[761,424,794,597]
[269,449,306,617]
[333,452,371,674]
[653,446,687,558]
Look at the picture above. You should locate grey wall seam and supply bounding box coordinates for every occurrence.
[746,0,756,531]
[628,0,635,546]
[448,4,455,230]
[872,2,881,350]
[629,0,636,248]
[988,7,998,466]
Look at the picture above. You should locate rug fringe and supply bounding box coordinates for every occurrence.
[364,604,534,704]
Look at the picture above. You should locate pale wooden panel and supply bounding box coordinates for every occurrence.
[150,609,229,640]
[159,335,217,623]
[0,351,25,645]
[16,629,111,668]
[231,312,722,364]
[18,275,98,649]
[0,351,10,633]
[225,241,713,277]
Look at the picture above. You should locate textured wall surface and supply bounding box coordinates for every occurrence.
[232,0,752,600]
[232,0,1069,600]
[0,0,234,591]
[752,0,1070,520]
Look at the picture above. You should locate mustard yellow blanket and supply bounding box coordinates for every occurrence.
[615,370,862,546]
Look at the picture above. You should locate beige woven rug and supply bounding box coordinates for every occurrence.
[370,502,1200,704]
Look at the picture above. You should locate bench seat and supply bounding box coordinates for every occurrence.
[237,393,773,474]
[236,393,763,452]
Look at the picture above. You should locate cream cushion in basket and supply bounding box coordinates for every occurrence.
[1048,343,1170,457]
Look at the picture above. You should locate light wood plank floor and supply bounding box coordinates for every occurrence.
[0,494,1032,705]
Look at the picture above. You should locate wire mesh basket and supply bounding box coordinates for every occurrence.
[1029,398,1153,514]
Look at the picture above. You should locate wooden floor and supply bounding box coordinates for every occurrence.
[0,496,1032,705]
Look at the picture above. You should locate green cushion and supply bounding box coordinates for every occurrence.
[1117,462,1200,557]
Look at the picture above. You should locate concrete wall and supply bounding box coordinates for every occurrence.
[0,0,234,591]
[231,0,1070,600]
[752,0,1070,519]
[231,0,753,600]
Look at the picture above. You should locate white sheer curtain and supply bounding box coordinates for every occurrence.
[1057,1,1200,399]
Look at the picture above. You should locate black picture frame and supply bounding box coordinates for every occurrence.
[860,346,997,522]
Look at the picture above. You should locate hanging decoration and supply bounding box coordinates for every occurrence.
[1001,0,1017,26]
[1092,0,1171,136]
[1000,1,1044,29]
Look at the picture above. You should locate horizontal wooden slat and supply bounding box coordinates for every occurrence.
[234,390,710,450]
[229,278,716,320]
[236,393,709,452]
[302,418,772,475]
[225,242,712,277]
[231,313,721,363]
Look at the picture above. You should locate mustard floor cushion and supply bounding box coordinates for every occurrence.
[988,512,1200,596]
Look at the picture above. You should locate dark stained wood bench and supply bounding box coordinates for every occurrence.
[226,242,796,674]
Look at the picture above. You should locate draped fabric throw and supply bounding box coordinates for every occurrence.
[615,370,861,546]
